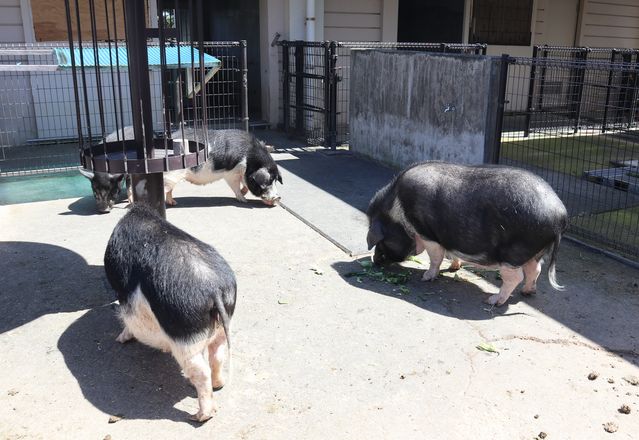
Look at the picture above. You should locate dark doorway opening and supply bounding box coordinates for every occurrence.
[201,0,262,122]
[397,0,465,43]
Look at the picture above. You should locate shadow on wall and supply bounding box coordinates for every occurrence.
[0,241,205,423]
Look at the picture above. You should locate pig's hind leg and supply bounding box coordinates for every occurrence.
[208,329,228,390]
[521,258,542,296]
[116,326,134,344]
[178,348,215,423]
[486,266,524,306]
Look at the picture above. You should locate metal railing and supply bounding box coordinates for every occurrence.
[500,54,639,260]
[0,41,248,176]
[278,40,487,149]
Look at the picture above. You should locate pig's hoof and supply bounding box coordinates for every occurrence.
[236,195,248,203]
[449,260,461,271]
[240,186,249,196]
[521,289,536,297]
[166,199,178,206]
[189,409,215,423]
[116,329,134,344]
[212,377,225,390]
[421,271,438,282]
[485,294,508,306]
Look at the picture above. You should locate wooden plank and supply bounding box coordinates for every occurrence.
[31,0,126,42]
[324,26,381,42]
[0,6,22,25]
[325,12,381,29]
[0,25,24,42]
[586,1,639,18]
[325,0,382,15]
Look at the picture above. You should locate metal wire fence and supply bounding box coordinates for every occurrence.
[277,40,487,148]
[500,55,639,260]
[0,41,247,176]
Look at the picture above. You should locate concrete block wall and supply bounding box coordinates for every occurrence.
[350,50,503,169]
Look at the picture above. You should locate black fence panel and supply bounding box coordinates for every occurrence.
[0,41,248,176]
[501,55,639,261]
[278,40,487,149]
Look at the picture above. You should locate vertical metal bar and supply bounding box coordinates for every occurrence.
[63,0,85,162]
[74,0,93,155]
[602,50,617,133]
[630,52,639,128]
[125,0,165,217]
[240,39,249,131]
[489,54,511,165]
[88,0,107,145]
[329,40,338,149]
[196,0,209,149]
[537,46,548,111]
[282,42,290,133]
[294,43,305,136]
[524,45,538,137]
[322,41,331,148]
[573,49,588,133]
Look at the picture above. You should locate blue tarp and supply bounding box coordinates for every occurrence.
[54,46,221,69]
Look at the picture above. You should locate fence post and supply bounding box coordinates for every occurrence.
[323,41,330,149]
[524,45,539,137]
[240,40,249,131]
[294,42,305,136]
[329,41,338,149]
[572,48,588,133]
[602,49,618,133]
[487,54,511,164]
[630,52,639,128]
[282,42,290,134]
[537,46,548,111]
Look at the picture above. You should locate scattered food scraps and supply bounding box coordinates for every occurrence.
[476,342,499,354]
[618,404,631,414]
[603,422,618,433]
[108,414,124,424]
[588,372,599,381]
[623,375,639,386]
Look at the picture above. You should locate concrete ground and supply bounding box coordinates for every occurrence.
[1,146,639,439]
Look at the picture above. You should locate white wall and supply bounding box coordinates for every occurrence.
[535,0,579,46]
[577,0,639,48]
[0,0,25,43]
[324,0,383,41]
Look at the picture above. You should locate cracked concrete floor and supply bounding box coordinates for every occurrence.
[1,181,639,440]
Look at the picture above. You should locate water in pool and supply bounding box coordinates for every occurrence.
[0,170,92,205]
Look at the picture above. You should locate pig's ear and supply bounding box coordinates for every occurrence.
[79,168,94,180]
[110,173,125,183]
[367,219,384,250]
[277,172,283,184]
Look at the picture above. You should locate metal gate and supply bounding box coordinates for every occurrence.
[499,52,639,262]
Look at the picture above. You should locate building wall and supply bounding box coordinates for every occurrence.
[324,0,383,41]
[0,0,25,43]
[577,0,639,48]
[534,0,579,46]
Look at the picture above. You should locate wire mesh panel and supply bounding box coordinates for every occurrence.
[0,40,247,176]
[278,40,487,149]
[500,56,639,260]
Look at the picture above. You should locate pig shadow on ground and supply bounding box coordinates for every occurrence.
[0,241,202,422]
[57,304,203,423]
[169,195,272,209]
[60,197,130,217]
[330,258,537,323]
[0,241,110,334]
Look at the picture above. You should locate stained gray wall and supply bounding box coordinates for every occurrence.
[350,50,503,169]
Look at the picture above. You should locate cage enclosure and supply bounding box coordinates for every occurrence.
[64,0,215,217]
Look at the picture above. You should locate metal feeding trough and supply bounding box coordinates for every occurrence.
[63,0,213,217]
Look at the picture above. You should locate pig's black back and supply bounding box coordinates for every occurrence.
[104,204,236,340]
[386,162,567,267]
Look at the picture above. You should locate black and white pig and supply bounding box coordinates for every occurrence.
[79,126,134,213]
[79,168,127,213]
[104,203,236,422]
[164,128,282,206]
[366,162,568,306]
